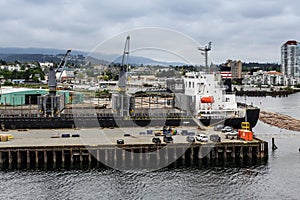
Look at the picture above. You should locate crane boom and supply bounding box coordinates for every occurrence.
[48,49,71,96]
[118,36,130,91]
[56,49,72,82]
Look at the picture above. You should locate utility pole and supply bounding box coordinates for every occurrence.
[198,42,212,72]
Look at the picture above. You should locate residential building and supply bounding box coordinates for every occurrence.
[281,40,300,77]
[242,70,299,86]
[220,60,242,79]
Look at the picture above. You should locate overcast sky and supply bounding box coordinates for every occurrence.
[0,0,299,64]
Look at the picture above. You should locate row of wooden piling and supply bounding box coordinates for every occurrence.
[0,141,268,169]
[235,90,294,97]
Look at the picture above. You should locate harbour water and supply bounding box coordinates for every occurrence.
[1,94,300,200]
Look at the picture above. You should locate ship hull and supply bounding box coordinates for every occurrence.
[199,108,260,129]
[0,108,259,130]
[0,116,197,129]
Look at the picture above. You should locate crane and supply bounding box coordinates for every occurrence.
[112,36,130,117]
[118,36,130,92]
[56,49,72,83]
[48,49,72,96]
[38,49,71,117]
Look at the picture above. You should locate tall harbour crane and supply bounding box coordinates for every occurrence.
[113,36,131,117]
[48,49,72,96]
[118,36,130,92]
[38,49,71,117]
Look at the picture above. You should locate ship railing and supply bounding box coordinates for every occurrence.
[198,109,240,118]
[198,109,238,113]
[0,110,192,119]
[198,114,227,119]
[130,112,186,119]
[224,92,236,95]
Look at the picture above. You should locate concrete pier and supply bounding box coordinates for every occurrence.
[0,142,268,169]
[0,127,268,169]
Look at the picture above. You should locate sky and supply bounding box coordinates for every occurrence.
[0,0,300,64]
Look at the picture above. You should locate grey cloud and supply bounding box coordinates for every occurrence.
[0,0,300,63]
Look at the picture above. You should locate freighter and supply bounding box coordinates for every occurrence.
[177,71,259,129]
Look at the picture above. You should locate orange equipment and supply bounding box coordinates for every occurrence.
[238,129,253,141]
[201,96,214,103]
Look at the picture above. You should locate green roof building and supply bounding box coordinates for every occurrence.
[0,87,83,106]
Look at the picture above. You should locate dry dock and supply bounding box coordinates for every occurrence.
[0,127,268,169]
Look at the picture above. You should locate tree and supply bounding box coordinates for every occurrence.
[0,59,7,65]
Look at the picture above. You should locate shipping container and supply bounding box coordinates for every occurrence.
[238,129,253,141]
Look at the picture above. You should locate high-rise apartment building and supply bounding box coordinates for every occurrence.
[281,40,300,77]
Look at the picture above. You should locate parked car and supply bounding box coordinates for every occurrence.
[187,132,195,136]
[152,137,161,144]
[61,133,70,138]
[222,126,233,132]
[225,130,238,138]
[163,135,173,143]
[186,136,195,142]
[50,133,60,138]
[214,124,224,131]
[146,130,153,135]
[181,130,188,136]
[124,133,131,137]
[196,134,209,142]
[116,139,124,144]
[154,130,163,136]
[210,134,221,142]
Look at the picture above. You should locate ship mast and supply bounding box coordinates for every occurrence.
[198,42,211,72]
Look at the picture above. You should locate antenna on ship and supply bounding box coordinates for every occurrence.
[198,42,211,73]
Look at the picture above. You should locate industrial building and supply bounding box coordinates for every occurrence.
[0,87,47,106]
[0,87,80,106]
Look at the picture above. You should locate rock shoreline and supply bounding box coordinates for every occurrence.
[259,110,300,132]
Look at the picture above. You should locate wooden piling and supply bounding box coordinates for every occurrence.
[44,150,47,165]
[17,151,21,167]
[272,138,278,150]
[26,150,30,165]
[62,150,65,163]
[239,146,244,159]
[8,151,12,165]
[0,151,3,165]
